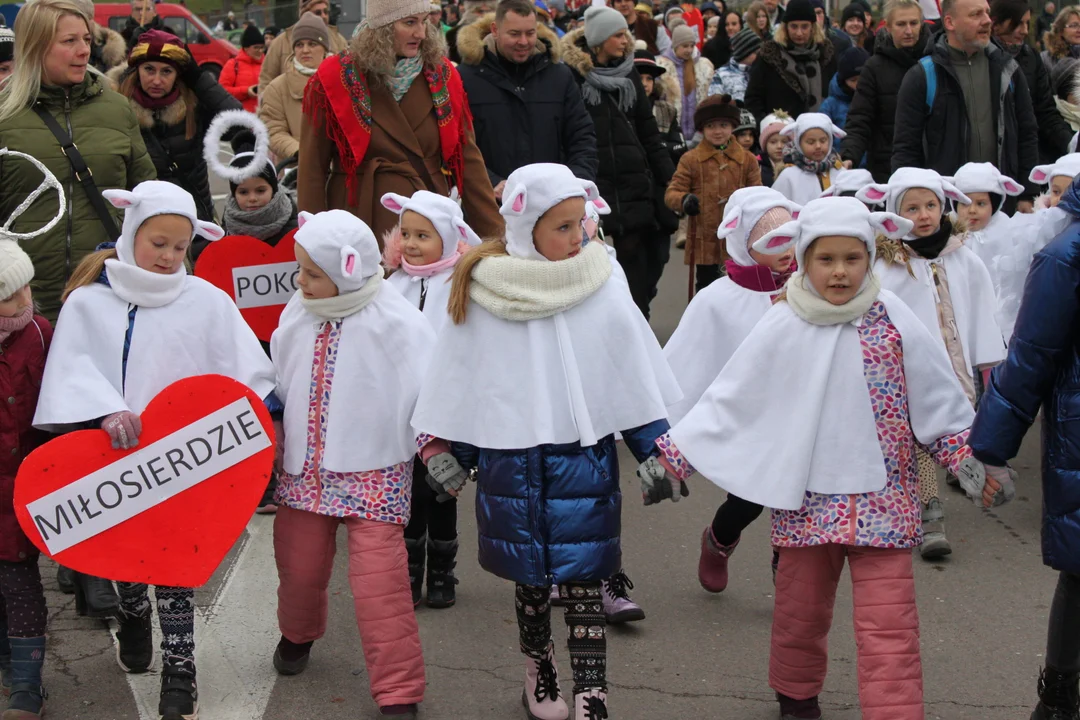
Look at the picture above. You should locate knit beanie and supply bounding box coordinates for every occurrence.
[295,210,382,291]
[292,12,330,48]
[365,0,431,29]
[748,206,794,248]
[127,29,192,71]
[1030,153,1080,184]
[736,108,756,133]
[380,190,482,260]
[716,186,801,267]
[671,23,697,47]
[102,181,225,267]
[264,25,281,39]
[668,15,687,30]
[694,94,742,131]
[840,2,865,27]
[664,6,685,28]
[0,28,13,65]
[241,23,265,48]
[783,0,816,24]
[730,27,760,61]
[228,151,279,196]
[837,46,869,82]
[0,241,34,299]
[500,163,605,261]
[585,6,629,47]
[759,110,794,146]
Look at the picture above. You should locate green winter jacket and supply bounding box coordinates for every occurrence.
[0,74,156,320]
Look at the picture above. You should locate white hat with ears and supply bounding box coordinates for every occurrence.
[500,163,607,261]
[1029,153,1080,185]
[380,190,482,259]
[948,162,1025,203]
[819,168,874,199]
[752,196,912,269]
[856,167,971,216]
[102,181,224,267]
[779,112,846,155]
[716,186,801,267]
[294,209,381,293]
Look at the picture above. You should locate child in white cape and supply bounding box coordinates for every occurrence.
[380,190,481,610]
[412,163,681,720]
[857,167,1007,559]
[270,209,440,718]
[33,181,276,720]
[771,113,844,205]
[663,186,798,592]
[643,197,1011,720]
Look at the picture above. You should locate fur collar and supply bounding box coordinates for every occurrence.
[759,38,835,98]
[457,12,562,66]
[94,24,127,71]
[129,91,190,128]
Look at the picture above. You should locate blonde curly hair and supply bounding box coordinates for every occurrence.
[350,20,447,87]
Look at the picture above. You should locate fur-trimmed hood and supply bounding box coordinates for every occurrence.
[560,26,634,77]
[456,12,562,66]
[94,24,128,71]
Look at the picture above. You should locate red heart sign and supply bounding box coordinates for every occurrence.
[194,231,298,342]
[14,375,274,587]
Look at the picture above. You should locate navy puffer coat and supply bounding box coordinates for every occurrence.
[452,420,668,587]
[969,179,1080,575]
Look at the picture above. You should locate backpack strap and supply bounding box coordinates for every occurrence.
[919,56,936,112]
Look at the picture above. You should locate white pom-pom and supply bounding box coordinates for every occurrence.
[202,109,271,184]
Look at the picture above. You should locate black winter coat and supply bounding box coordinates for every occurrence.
[562,30,674,239]
[840,25,931,181]
[1000,38,1073,163]
[744,38,837,124]
[892,35,1040,198]
[456,15,598,184]
[121,14,165,52]
[129,71,243,221]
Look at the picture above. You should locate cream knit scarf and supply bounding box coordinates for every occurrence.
[784,269,881,325]
[301,271,383,320]
[470,241,612,321]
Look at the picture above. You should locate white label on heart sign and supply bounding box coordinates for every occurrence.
[27,398,271,555]
[232,261,299,309]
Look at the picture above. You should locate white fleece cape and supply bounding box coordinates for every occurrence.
[874,244,1006,379]
[412,276,681,449]
[34,277,275,432]
[271,282,436,474]
[663,277,773,426]
[387,267,455,335]
[772,165,839,205]
[669,290,974,510]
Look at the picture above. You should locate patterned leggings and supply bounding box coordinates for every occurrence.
[0,560,47,641]
[915,447,939,505]
[117,583,195,666]
[516,582,606,693]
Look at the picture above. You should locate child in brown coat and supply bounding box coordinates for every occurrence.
[665,94,762,293]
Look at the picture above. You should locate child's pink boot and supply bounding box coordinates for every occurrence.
[522,642,568,720]
[573,687,608,719]
[698,527,738,593]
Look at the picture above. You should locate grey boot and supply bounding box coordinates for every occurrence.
[920,498,952,559]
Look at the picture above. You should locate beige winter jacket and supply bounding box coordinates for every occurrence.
[259,63,309,161]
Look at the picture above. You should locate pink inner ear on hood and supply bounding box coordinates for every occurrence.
[882,218,899,233]
[766,235,792,249]
[864,188,887,200]
[1032,170,1049,183]
[112,198,134,208]
[383,198,404,212]
[511,192,526,213]
[791,210,800,219]
[345,255,356,275]
[594,198,608,210]
[724,217,739,229]
[1004,181,1022,193]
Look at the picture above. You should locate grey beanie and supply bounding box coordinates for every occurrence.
[584,6,629,48]
[730,27,761,62]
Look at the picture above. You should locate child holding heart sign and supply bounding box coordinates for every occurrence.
[33,181,277,720]
[380,190,482,610]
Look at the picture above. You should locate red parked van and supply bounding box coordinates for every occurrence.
[94,3,238,79]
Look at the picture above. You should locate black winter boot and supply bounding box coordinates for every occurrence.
[405,534,425,608]
[1033,667,1080,720]
[116,607,154,673]
[72,572,119,618]
[272,636,313,676]
[426,538,459,609]
[158,656,197,720]
[55,566,74,595]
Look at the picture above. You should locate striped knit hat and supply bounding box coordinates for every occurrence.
[127,29,192,70]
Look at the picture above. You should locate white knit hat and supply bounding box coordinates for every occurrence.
[758,111,793,146]
[947,162,1023,211]
[365,0,431,29]
[855,167,970,216]
[819,168,874,198]
[1030,153,1080,185]
[295,210,382,293]
[380,190,482,260]
[501,163,605,261]
[778,112,846,156]
[102,181,225,266]
[716,187,801,267]
[752,197,912,269]
[0,241,34,299]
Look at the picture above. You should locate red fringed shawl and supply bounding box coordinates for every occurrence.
[303,51,473,204]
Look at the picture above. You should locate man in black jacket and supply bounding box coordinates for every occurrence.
[121,0,165,51]
[892,0,1039,209]
[841,0,929,180]
[457,0,598,198]
[1036,1,1055,48]
[991,0,1072,164]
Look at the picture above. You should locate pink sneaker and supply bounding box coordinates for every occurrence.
[602,572,644,624]
[522,642,569,720]
[698,527,738,593]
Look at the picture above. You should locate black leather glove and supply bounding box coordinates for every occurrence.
[682,194,701,217]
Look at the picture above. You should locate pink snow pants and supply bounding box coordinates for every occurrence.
[770,544,923,720]
[274,506,426,707]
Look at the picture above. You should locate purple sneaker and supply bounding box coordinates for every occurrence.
[601,572,645,624]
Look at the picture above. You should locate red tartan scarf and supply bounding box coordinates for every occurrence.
[303,51,473,203]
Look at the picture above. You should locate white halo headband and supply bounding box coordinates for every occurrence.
[202,109,270,184]
[0,148,65,242]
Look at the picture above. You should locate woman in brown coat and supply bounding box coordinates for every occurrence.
[297,0,502,241]
[665,93,761,293]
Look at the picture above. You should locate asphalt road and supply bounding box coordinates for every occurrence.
[35,242,1055,720]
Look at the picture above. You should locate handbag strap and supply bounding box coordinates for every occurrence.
[32,105,121,242]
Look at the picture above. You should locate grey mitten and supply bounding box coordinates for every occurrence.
[636,456,689,506]
[426,453,468,503]
[955,457,1017,507]
[985,463,1018,507]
